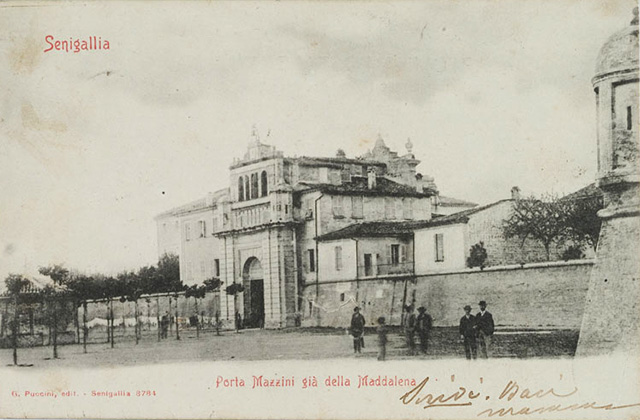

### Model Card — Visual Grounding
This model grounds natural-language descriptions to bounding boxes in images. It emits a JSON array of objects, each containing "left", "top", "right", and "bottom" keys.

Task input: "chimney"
[
  {"left": 511, "top": 186, "right": 521, "bottom": 200},
  {"left": 367, "top": 168, "right": 377, "bottom": 189}
]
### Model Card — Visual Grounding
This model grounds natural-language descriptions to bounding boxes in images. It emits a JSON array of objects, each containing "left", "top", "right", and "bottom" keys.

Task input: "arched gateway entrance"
[{"left": 242, "top": 257, "right": 264, "bottom": 328}]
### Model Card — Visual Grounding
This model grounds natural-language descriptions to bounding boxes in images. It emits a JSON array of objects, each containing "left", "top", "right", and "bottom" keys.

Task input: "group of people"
[
  {"left": 349, "top": 300, "right": 495, "bottom": 361},
  {"left": 459, "top": 300, "right": 495, "bottom": 359},
  {"left": 403, "top": 305, "right": 433, "bottom": 355},
  {"left": 349, "top": 304, "right": 433, "bottom": 361},
  {"left": 349, "top": 307, "right": 389, "bottom": 360}
]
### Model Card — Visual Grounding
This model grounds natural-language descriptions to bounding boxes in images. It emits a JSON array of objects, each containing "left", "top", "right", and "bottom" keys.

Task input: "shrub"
[
  {"left": 467, "top": 242, "right": 488, "bottom": 269},
  {"left": 561, "top": 245, "right": 585, "bottom": 261}
]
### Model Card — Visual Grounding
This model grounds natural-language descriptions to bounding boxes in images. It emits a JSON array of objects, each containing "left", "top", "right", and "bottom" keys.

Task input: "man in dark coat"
[
  {"left": 475, "top": 300, "right": 495, "bottom": 359},
  {"left": 459, "top": 305, "right": 477, "bottom": 360},
  {"left": 416, "top": 306, "right": 433, "bottom": 354},
  {"left": 350, "top": 307, "right": 366, "bottom": 353}
]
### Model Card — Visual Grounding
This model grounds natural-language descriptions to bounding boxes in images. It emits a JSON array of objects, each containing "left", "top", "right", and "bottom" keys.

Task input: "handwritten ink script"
[{"left": 399, "top": 377, "right": 640, "bottom": 416}]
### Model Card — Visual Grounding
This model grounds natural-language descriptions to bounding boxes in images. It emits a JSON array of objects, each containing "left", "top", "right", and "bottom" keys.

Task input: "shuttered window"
[{"left": 435, "top": 234, "right": 444, "bottom": 262}]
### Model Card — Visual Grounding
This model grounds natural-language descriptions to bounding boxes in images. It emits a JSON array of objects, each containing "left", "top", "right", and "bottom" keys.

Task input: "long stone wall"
[{"left": 301, "top": 260, "right": 593, "bottom": 330}]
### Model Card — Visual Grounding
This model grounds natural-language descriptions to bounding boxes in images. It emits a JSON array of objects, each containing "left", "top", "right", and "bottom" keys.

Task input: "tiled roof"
[
  {"left": 316, "top": 220, "right": 434, "bottom": 241},
  {"left": 417, "top": 199, "right": 513, "bottom": 228},
  {"left": 297, "top": 176, "right": 435, "bottom": 197},
  {"left": 317, "top": 199, "right": 512, "bottom": 240},
  {"left": 560, "top": 183, "right": 602, "bottom": 201},
  {"left": 155, "top": 188, "right": 228, "bottom": 219},
  {"left": 437, "top": 195, "right": 478, "bottom": 207},
  {"left": 297, "top": 156, "right": 385, "bottom": 168}
]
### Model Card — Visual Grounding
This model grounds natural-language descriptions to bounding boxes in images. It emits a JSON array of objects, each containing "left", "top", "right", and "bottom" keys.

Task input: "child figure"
[{"left": 376, "top": 317, "right": 388, "bottom": 361}]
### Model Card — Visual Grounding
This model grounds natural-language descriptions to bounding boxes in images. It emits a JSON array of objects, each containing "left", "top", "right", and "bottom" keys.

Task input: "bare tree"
[{"left": 503, "top": 194, "right": 571, "bottom": 261}]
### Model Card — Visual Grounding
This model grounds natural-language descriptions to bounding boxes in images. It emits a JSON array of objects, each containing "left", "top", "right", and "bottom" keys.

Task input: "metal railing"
[{"left": 357, "top": 261, "right": 414, "bottom": 278}]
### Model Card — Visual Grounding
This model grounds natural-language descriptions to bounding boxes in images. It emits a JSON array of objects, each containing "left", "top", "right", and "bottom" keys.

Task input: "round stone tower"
[{"left": 576, "top": 8, "right": 640, "bottom": 356}]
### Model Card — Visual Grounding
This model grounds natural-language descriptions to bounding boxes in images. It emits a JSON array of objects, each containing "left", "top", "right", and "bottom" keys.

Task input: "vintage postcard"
[{"left": 1, "top": 0, "right": 639, "bottom": 419}]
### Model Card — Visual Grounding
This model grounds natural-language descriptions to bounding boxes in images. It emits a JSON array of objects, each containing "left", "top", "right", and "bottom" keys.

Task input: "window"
[
  {"left": 435, "top": 233, "right": 444, "bottom": 262},
  {"left": 339, "top": 293, "right": 345, "bottom": 302},
  {"left": 214, "top": 259, "right": 220, "bottom": 277},
  {"left": 244, "top": 176, "right": 250, "bottom": 201},
  {"left": 238, "top": 177, "right": 244, "bottom": 201},
  {"left": 627, "top": 106, "right": 633, "bottom": 130},
  {"left": 334, "top": 246, "right": 343, "bottom": 271},
  {"left": 351, "top": 196, "right": 363, "bottom": 219},
  {"left": 200, "top": 261, "right": 206, "bottom": 277},
  {"left": 384, "top": 198, "right": 395, "bottom": 219},
  {"left": 391, "top": 244, "right": 400, "bottom": 266},
  {"left": 304, "top": 199, "right": 314, "bottom": 219},
  {"left": 261, "top": 171, "right": 268, "bottom": 196},
  {"left": 308, "top": 249, "right": 315, "bottom": 272},
  {"left": 185, "top": 223, "right": 191, "bottom": 241},
  {"left": 250, "top": 173, "right": 258, "bottom": 199},
  {"left": 403, "top": 198, "right": 413, "bottom": 219},
  {"left": 332, "top": 196, "right": 344, "bottom": 217},
  {"left": 212, "top": 217, "right": 218, "bottom": 233},
  {"left": 198, "top": 220, "right": 206, "bottom": 238},
  {"left": 364, "top": 253, "right": 373, "bottom": 276}
]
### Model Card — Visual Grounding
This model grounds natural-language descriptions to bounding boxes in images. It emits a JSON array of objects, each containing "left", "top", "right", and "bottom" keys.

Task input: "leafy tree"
[
  {"left": 66, "top": 274, "right": 99, "bottom": 353},
  {"left": 156, "top": 253, "right": 182, "bottom": 293},
  {"left": 203, "top": 278, "right": 222, "bottom": 292},
  {"left": 225, "top": 283, "right": 245, "bottom": 296},
  {"left": 4, "top": 274, "right": 30, "bottom": 365},
  {"left": 38, "top": 265, "right": 70, "bottom": 286},
  {"left": 467, "top": 242, "right": 488, "bottom": 269},
  {"left": 503, "top": 194, "right": 571, "bottom": 261},
  {"left": 5, "top": 274, "right": 30, "bottom": 296},
  {"left": 563, "top": 195, "right": 603, "bottom": 251}
]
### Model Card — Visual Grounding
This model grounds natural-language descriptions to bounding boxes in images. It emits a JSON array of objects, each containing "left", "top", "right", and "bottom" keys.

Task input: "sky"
[{"left": 0, "top": 0, "right": 636, "bottom": 281}]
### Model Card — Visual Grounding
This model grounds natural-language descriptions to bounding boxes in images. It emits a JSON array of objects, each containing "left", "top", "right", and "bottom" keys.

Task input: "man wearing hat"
[
  {"left": 459, "top": 305, "right": 477, "bottom": 360},
  {"left": 475, "top": 300, "right": 495, "bottom": 359},
  {"left": 404, "top": 305, "right": 417, "bottom": 355},
  {"left": 350, "top": 307, "right": 366, "bottom": 354}
]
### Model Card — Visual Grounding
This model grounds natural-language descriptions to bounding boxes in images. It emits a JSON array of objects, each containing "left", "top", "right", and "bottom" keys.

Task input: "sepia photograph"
[{"left": 0, "top": 1, "right": 639, "bottom": 418}]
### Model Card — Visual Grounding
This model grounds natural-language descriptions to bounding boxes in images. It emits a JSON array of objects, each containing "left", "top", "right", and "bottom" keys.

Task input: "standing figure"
[
  {"left": 350, "top": 307, "right": 366, "bottom": 353},
  {"left": 376, "top": 316, "right": 388, "bottom": 361},
  {"left": 475, "top": 300, "right": 495, "bottom": 359},
  {"left": 459, "top": 305, "right": 477, "bottom": 360},
  {"left": 416, "top": 306, "right": 433, "bottom": 354},
  {"left": 235, "top": 310, "right": 242, "bottom": 333},
  {"left": 160, "top": 312, "right": 169, "bottom": 339},
  {"left": 404, "top": 305, "right": 417, "bottom": 355}
]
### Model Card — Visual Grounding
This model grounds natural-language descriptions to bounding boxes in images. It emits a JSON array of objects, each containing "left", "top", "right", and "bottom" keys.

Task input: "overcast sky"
[{"left": 0, "top": 0, "right": 635, "bottom": 281}]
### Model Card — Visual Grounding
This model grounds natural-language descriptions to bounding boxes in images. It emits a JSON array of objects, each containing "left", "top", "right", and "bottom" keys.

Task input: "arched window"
[
  {"left": 244, "top": 176, "right": 250, "bottom": 201},
  {"left": 261, "top": 171, "right": 268, "bottom": 196},
  {"left": 238, "top": 177, "right": 244, "bottom": 201},
  {"left": 251, "top": 173, "right": 258, "bottom": 199}
]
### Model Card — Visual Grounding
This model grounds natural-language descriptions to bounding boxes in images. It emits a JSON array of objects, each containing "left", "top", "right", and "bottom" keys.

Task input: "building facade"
[{"left": 156, "top": 133, "right": 437, "bottom": 328}]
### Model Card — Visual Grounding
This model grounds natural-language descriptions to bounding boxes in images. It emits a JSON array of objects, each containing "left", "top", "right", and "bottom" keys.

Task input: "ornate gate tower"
[{"left": 576, "top": 8, "right": 640, "bottom": 356}]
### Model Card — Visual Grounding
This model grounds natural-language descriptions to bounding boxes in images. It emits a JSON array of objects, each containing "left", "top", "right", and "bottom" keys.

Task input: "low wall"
[{"left": 302, "top": 260, "right": 593, "bottom": 330}]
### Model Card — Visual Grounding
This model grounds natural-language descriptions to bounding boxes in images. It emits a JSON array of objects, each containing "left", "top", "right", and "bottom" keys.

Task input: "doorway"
[{"left": 243, "top": 257, "right": 265, "bottom": 328}]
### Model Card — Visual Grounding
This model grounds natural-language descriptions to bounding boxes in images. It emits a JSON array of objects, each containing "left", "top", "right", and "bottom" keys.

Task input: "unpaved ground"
[{"left": 1, "top": 327, "right": 578, "bottom": 369}]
